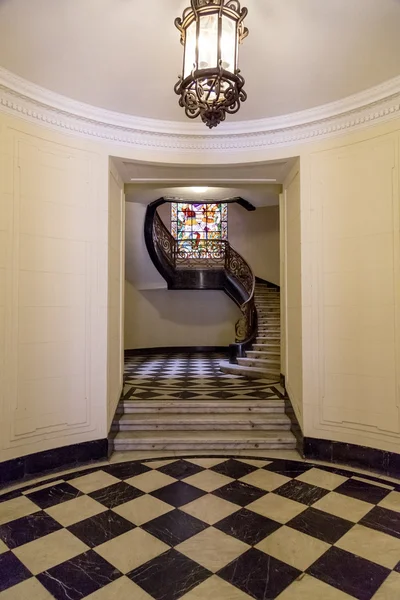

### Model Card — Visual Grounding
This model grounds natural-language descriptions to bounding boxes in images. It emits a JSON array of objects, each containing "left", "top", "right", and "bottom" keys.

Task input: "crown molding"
[{"left": 1, "top": 67, "right": 400, "bottom": 153}]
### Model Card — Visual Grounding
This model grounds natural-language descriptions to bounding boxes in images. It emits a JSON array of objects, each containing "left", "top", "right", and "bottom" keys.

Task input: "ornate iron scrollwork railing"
[
  {"left": 176, "top": 239, "right": 227, "bottom": 268},
  {"left": 224, "top": 245, "right": 256, "bottom": 344},
  {"left": 153, "top": 212, "right": 176, "bottom": 267}
]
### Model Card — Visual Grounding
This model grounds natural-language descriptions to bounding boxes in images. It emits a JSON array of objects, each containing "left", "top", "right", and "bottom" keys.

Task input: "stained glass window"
[{"left": 171, "top": 202, "right": 228, "bottom": 259}]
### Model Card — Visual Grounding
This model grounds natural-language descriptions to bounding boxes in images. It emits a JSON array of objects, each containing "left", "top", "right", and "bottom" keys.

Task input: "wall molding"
[{"left": 1, "top": 68, "right": 400, "bottom": 153}]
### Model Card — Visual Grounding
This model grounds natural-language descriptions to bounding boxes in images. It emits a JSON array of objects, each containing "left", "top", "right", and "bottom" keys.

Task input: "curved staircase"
[{"left": 110, "top": 198, "right": 296, "bottom": 452}]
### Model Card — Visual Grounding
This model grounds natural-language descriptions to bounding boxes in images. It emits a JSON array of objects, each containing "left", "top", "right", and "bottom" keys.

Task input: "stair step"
[
  {"left": 112, "top": 429, "right": 297, "bottom": 451},
  {"left": 237, "top": 358, "right": 280, "bottom": 375},
  {"left": 220, "top": 362, "right": 280, "bottom": 380},
  {"left": 113, "top": 413, "right": 291, "bottom": 431},
  {"left": 246, "top": 351, "right": 280, "bottom": 362},
  {"left": 119, "top": 399, "right": 285, "bottom": 414},
  {"left": 253, "top": 343, "right": 280, "bottom": 351}
]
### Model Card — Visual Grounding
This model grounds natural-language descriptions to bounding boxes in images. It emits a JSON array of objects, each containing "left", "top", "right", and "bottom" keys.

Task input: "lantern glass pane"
[
  {"left": 221, "top": 15, "right": 236, "bottom": 72},
  {"left": 184, "top": 21, "right": 197, "bottom": 78},
  {"left": 198, "top": 13, "right": 218, "bottom": 70}
]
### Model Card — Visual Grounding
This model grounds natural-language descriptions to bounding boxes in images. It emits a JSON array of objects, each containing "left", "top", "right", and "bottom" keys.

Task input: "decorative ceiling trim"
[{"left": 0, "top": 67, "right": 400, "bottom": 153}]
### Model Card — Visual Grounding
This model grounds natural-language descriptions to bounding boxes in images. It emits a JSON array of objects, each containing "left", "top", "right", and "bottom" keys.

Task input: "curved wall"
[{"left": 1, "top": 96, "right": 400, "bottom": 472}]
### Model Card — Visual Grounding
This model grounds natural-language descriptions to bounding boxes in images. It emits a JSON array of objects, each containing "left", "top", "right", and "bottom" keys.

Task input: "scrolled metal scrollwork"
[
  {"left": 153, "top": 212, "right": 176, "bottom": 266},
  {"left": 176, "top": 239, "right": 227, "bottom": 268}
]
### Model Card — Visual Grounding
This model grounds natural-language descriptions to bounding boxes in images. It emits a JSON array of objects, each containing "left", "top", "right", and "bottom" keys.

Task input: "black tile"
[
  {"left": 307, "top": 546, "right": 390, "bottom": 600},
  {"left": 212, "top": 480, "right": 267, "bottom": 507},
  {"left": 287, "top": 507, "right": 353, "bottom": 544},
  {"left": 157, "top": 460, "right": 205, "bottom": 480},
  {"left": 0, "top": 511, "right": 62, "bottom": 549},
  {"left": 218, "top": 548, "right": 301, "bottom": 599},
  {"left": 0, "top": 551, "right": 32, "bottom": 592},
  {"left": 395, "top": 560, "right": 400, "bottom": 573},
  {"left": 359, "top": 505, "right": 400, "bottom": 539},
  {"left": 264, "top": 460, "right": 313, "bottom": 478},
  {"left": 335, "top": 479, "right": 390, "bottom": 505},
  {"left": 102, "top": 461, "right": 151, "bottom": 480},
  {"left": 26, "top": 482, "right": 83, "bottom": 509},
  {"left": 68, "top": 510, "right": 134, "bottom": 547},
  {"left": 89, "top": 481, "right": 144, "bottom": 508},
  {"left": 211, "top": 458, "right": 258, "bottom": 479},
  {"left": 128, "top": 548, "right": 211, "bottom": 600},
  {"left": 274, "top": 479, "right": 329, "bottom": 506},
  {"left": 151, "top": 481, "right": 206, "bottom": 508},
  {"left": 37, "top": 550, "right": 122, "bottom": 600},
  {"left": 215, "top": 508, "right": 281, "bottom": 545},
  {"left": 142, "top": 509, "right": 208, "bottom": 546}
]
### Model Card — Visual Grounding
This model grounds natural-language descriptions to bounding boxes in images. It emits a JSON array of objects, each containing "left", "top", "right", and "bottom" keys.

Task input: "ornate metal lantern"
[{"left": 174, "top": 0, "right": 249, "bottom": 129}]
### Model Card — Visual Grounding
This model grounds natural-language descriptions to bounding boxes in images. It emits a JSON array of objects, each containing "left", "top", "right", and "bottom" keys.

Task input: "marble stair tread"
[
  {"left": 220, "top": 362, "right": 280, "bottom": 379},
  {"left": 245, "top": 352, "right": 280, "bottom": 364},
  {"left": 113, "top": 429, "right": 297, "bottom": 450},
  {"left": 246, "top": 349, "right": 280, "bottom": 357},
  {"left": 113, "top": 413, "right": 291, "bottom": 431},
  {"left": 237, "top": 358, "right": 280, "bottom": 374},
  {"left": 119, "top": 399, "right": 285, "bottom": 413}
]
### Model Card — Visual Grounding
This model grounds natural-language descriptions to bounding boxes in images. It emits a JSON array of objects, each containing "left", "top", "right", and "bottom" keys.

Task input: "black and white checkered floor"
[
  {"left": 1, "top": 456, "right": 400, "bottom": 599},
  {"left": 122, "top": 353, "right": 282, "bottom": 401}
]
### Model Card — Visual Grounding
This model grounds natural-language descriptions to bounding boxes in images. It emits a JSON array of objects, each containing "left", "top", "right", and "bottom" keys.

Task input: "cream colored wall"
[
  {"left": 124, "top": 201, "right": 241, "bottom": 349},
  {"left": 107, "top": 162, "right": 125, "bottom": 429},
  {"left": 228, "top": 204, "right": 280, "bottom": 285},
  {"left": 299, "top": 124, "right": 400, "bottom": 454},
  {"left": 0, "top": 113, "right": 110, "bottom": 463},
  {"left": 281, "top": 163, "right": 303, "bottom": 428}
]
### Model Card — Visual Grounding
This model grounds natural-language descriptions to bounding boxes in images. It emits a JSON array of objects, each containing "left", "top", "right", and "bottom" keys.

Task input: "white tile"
[
  {"left": 45, "top": 495, "right": 106, "bottom": 527},
  {"left": 239, "top": 470, "right": 290, "bottom": 492},
  {"left": 296, "top": 468, "right": 348, "bottom": 491},
  {"left": 180, "top": 575, "right": 253, "bottom": 599},
  {"left": 313, "top": 491, "right": 373, "bottom": 522},
  {"left": 378, "top": 491, "right": 400, "bottom": 513},
  {"left": 247, "top": 493, "right": 306, "bottom": 524},
  {"left": 184, "top": 470, "right": 234, "bottom": 492},
  {"left": 85, "top": 577, "right": 154, "bottom": 600},
  {"left": 181, "top": 494, "right": 239, "bottom": 525},
  {"left": 0, "top": 496, "right": 38, "bottom": 526},
  {"left": 13, "top": 529, "right": 88, "bottom": 575},
  {"left": 371, "top": 571, "right": 400, "bottom": 599},
  {"left": 113, "top": 494, "right": 173, "bottom": 525},
  {"left": 336, "top": 524, "right": 400, "bottom": 569},
  {"left": 125, "top": 471, "right": 176, "bottom": 493},
  {"left": 237, "top": 459, "right": 272, "bottom": 468},
  {"left": 0, "top": 540, "right": 8, "bottom": 554},
  {"left": 69, "top": 471, "right": 120, "bottom": 494},
  {"left": 185, "top": 458, "right": 227, "bottom": 468},
  {"left": 95, "top": 528, "right": 169, "bottom": 574},
  {"left": 0, "top": 577, "right": 54, "bottom": 600},
  {"left": 177, "top": 527, "right": 249, "bottom": 573},
  {"left": 276, "top": 574, "right": 354, "bottom": 599}
]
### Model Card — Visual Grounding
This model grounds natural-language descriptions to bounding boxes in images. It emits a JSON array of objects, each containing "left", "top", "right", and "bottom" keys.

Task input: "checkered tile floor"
[
  {"left": 1, "top": 457, "right": 400, "bottom": 599},
  {"left": 122, "top": 354, "right": 282, "bottom": 402}
]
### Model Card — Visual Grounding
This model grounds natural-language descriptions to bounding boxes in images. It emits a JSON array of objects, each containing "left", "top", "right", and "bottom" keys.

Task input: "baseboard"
[
  {"left": 304, "top": 437, "right": 400, "bottom": 479},
  {"left": 255, "top": 276, "right": 280, "bottom": 290},
  {"left": 125, "top": 346, "right": 229, "bottom": 356},
  {"left": 280, "top": 379, "right": 304, "bottom": 455},
  {"left": 0, "top": 439, "right": 108, "bottom": 489}
]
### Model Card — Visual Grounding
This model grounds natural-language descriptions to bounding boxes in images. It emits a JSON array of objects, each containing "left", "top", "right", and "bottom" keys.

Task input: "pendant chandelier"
[{"left": 174, "top": 0, "right": 249, "bottom": 129}]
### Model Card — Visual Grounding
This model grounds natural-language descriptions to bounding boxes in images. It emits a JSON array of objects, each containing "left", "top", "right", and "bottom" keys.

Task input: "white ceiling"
[{"left": 1, "top": 0, "right": 400, "bottom": 123}]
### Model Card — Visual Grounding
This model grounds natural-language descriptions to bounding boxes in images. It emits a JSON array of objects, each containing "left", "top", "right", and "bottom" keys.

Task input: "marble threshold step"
[
  {"left": 118, "top": 399, "right": 285, "bottom": 414},
  {"left": 245, "top": 352, "right": 280, "bottom": 364},
  {"left": 113, "top": 413, "right": 291, "bottom": 431},
  {"left": 253, "top": 343, "right": 280, "bottom": 351},
  {"left": 112, "top": 430, "right": 297, "bottom": 451},
  {"left": 237, "top": 358, "right": 280, "bottom": 375},
  {"left": 220, "top": 362, "right": 281, "bottom": 380}
]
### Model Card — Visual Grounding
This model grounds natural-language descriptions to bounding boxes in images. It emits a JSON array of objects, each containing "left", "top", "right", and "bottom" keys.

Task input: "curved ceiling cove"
[{"left": 1, "top": 0, "right": 400, "bottom": 123}]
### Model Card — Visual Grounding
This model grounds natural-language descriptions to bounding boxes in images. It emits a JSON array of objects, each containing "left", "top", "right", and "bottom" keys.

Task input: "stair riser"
[
  {"left": 113, "top": 423, "right": 291, "bottom": 432},
  {"left": 220, "top": 366, "right": 279, "bottom": 380},
  {"left": 113, "top": 441, "right": 297, "bottom": 451},
  {"left": 253, "top": 344, "right": 280, "bottom": 350},
  {"left": 118, "top": 405, "right": 285, "bottom": 414},
  {"left": 244, "top": 358, "right": 280, "bottom": 366},
  {"left": 246, "top": 352, "right": 280, "bottom": 359}
]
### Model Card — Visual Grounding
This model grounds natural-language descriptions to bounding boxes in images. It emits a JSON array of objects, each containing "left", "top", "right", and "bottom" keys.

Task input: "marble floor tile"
[
  {"left": 68, "top": 471, "right": 120, "bottom": 494},
  {"left": 274, "top": 479, "right": 330, "bottom": 506},
  {"left": 112, "top": 494, "right": 173, "bottom": 525},
  {"left": 335, "top": 524, "right": 400, "bottom": 569},
  {"left": 307, "top": 546, "right": 390, "bottom": 600},
  {"left": 184, "top": 470, "right": 234, "bottom": 492},
  {"left": 263, "top": 460, "right": 312, "bottom": 478},
  {"left": 179, "top": 575, "right": 253, "bottom": 599},
  {"left": 378, "top": 490, "right": 400, "bottom": 513},
  {"left": 237, "top": 458, "right": 271, "bottom": 468},
  {"left": 37, "top": 550, "right": 121, "bottom": 600},
  {"left": 0, "top": 552, "right": 31, "bottom": 593},
  {"left": 157, "top": 460, "right": 205, "bottom": 480},
  {"left": 247, "top": 492, "right": 306, "bottom": 523},
  {"left": 0, "top": 511, "right": 62, "bottom": 549},
  {"left": 102, "top": 461, "right": 152, "bottom": 480},
  {"left": 145, "top": 459, "right": 177, "bottom": 469},
  {"left": 371, "top": 571, "right": 400, "bottom": 599},
  {"left": 313, "top": 491, "right": 374, "bottom": 522},
  {"left": 211, "top": 458, "right": 258, "bottom": 480},
  {"left": 239, "top": 469, "right": 291, "bottom": 492},
  {"left": 13, "top": 528, "right": 88, "bottom": 575},
  {"left": 151, "top": 481, "right": 206, "bottom": 508},
  {"left": 26, "top": 482, "right": 82, "bottom": 509},
  {"left": 287, "top": 507, "right": 354, "bottom": 544},
  {"left": 0, "top": 540, "right": 7, "bottom": 554},
  {"left": 88, "top": 481, "right": 144, "bottom": 508},
  {"left": 176, "top": 526, "right": 249, "bottom": 572},
  {"left": 359, "top": 505, "right": 400, "bottom": 539},
  {"left": 214, "top": 507, "right": 281, "bottom": 545},
  {"left": 0, "top": 496, "right": 38, "bottom": 526},
  {"left": 125, "top": 470, "right": 176, "bottom": 493},
  {"left": 0, "top": 576, "right": 53, "bottom": 600},
  {"left": 45, "top": 495, "right": 107, "bottom": 527},
  {"left": 95, "top": 528, "right": 169, "bottom": 574},
  {"left": 212, "top": 480, "right": 267, "bottom": 507},
  {"left": 276, "top": 573, "right": 355, "bottom": 599},
  {"left": 67, "top": 510, "right": 134, "bottom": 547},
  {"left": 218, "top": 548, "right": 300, "bottom": 599},
  {"left": 296, "top": 467, "right": 348, "bottom": 491},
  {"left": 181, "top": 493, "right": 239, "bottom": 525},
  {"left": 85, "top": 576, "right": 154, "bottom": 600},
  {"left": 21, "top": 480, "right": 65, "bottom": 496},
  {"left": 335, "top": 479, "right": 391, "bottom": 505},
  {"left": 142, "top": 509, "right": 209, "bottom": 546},
  {"left": 256, "top": 525, "right": 330, "bottom": 571}
]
